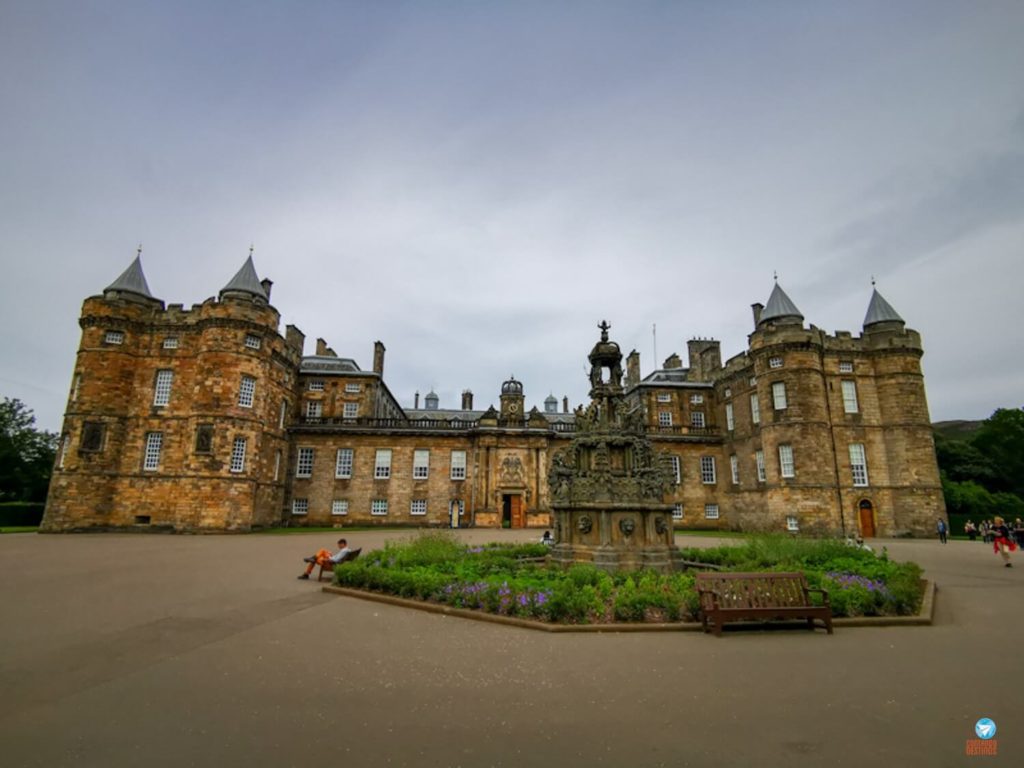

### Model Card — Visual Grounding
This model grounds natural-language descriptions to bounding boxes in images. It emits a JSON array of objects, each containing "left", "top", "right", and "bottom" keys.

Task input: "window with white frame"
[
  {"left": 296, "top": 447, "right": 314, "bottom": 477},
  {"left": 705, "top": 504, "right": 719, "bottom": 520},
  {"left": 839, "top": 361, "right": 854, "bottom": 373},
  {"left": 849, "top": 443, "right": 869, "bottom": 487},
  {"left": 672, "top": 503, "right": 683, "bottom": 520},
  {"left": 292, "top": 498, "right": 308, "bottom": 515},
  {"left": 162, "top": 337, "right": 179, "bottom": 349},
  {"left": 410, "top": 499, "right": 427, "bottom": 516},
  {"left": 305, "top": 401, "right": 322, "bottom": 419},
  {"left": 332, "top": 500, "right": 349, "bottom": 516},
  {"left": 450, "top": 450, "right": 467, "bottom": 480},
  {"left": 670, "top": 455, "right": 681, "bottom": 485},
  {"left": 750, "top": 393, "right": 761, "bottom": 425},
  {"left": 343, "top": 402, "right": 358, "bottom": 419},
  {"left": 841, "top": 380, "right": 859, "bottom": 414},
  {"left": 778, "top": 444, "right": 795, "bottom": 478},
  {"left": 244, "top": 334, "right": 261, "bottom": 350},
  {"left": 374, "top": 449, "right": 392, "bottom": 479},
  {"left": 335, "top": 448, "right": 353, "bottom": 479},
  {"left": 279, "top": 399, "right": 287, "bottom": 429},
  {"left": 308, "top": 380, "right": 325, "bottom": 392},
  {"left": 104, "top": 330, "right": 124, "bottom": 345},
  {"left": 725, "top": 403, "right": 734, "bottom": 431},
  {"left": 238, "top": 376, "right": 256, "bottom": 408},
  {"left": 756, "top": 450, "right": 766, "bottom": 482},
  {"left": 371, "top": 499, "right": 388, "bottom": 516},
  {"left": 656, "top": 393, "right": 672, "bottom": 403},
  {"left": 786, "top": 515, "right": 799, "bottom": 532},
  {"left": 274, "top": 450, "right": 281, "bottom": 481},
  {"left": 769, "top": 356, "right": 783, "bottom": 369},
  {"left": 690, "top": 411, "right": 705, "bottom": 428},
  {"left": 730, "top": 454, "right": 739, "bottom": 484},
  {"left": 700, "top": 456, "right": 716, "bottom": 484},
  {"left": 771, "top": 381, "right": 788, "bottom": 410},
  {"left": 345, "top": 382, "right": 361, "bottom": 393},
  {"left": 143, "top": 432, "right": 163, "bottom": 470},
  {"left": 153, "top": 370, "right": 173, "bottom": 406},
  {"left": 230, "top": 437, "right": 247, "bottom": 473},
  {"left": 413, "top": 449, "right": 430, "bottom": 479},
  {"left": 690, "top": 394, "right": 704, "bottom": 405},
  {"left": 658, "top": 411, "right": 673, "bottom": 427}
]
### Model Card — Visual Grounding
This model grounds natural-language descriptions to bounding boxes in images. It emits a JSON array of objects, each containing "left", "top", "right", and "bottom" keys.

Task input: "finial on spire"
[
  {"left": 137, "top": 243, "right": 143, "bottom": 258},
  {"left": 773, "top": 270, "right": 778, "bottom": 282},
  {"left": 871, "top": 274, "right": 876, "bottom": 287},
  {"left": 249, "top": 243, "right": 254, "bottom": 258}
]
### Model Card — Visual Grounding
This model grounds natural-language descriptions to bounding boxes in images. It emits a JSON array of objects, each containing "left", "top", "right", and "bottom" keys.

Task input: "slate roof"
[
  {"left": 220, "top": 255, "right": 268, "bottom": 300},
  {"left": 759, "top": 282, "right": 804, "bottom": 324},
  {"left": 863, "top": 288, "right": 904, "bottom": 327},
  {"left": 105, "top": 256, "right": 155, "bottom": 299}
]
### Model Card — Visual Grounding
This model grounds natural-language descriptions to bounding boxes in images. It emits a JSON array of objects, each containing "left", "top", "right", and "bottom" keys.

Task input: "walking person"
[
  {"left": 936, "top": 518, "right": 948, "bottom": 544},
  {"left": 965, "top": 520, "right": 978, "bottom": 541},
  {"left": 991, "top": 517, "right": 1016, "bottom": 568}
]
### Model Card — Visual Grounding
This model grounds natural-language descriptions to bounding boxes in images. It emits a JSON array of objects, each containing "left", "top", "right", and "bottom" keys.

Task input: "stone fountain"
[{"left": 548, "top": 321, "right": 680, "bottom": 572}]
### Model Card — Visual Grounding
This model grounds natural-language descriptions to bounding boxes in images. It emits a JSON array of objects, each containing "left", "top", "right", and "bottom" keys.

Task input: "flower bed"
[{"left": 333, "top": 532, "right": 924, "bottom": 624}]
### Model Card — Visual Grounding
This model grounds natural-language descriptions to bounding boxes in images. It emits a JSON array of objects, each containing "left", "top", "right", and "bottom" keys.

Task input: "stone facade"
[{"left": 42, "top": 259, "right": 946, "bottom": 537}]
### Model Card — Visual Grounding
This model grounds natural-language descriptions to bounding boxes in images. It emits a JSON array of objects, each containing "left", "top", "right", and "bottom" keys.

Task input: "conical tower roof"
[
  {"left": 863, "top": 287, "right": 904, "bottom": 327},
  {"left": 105, "top": 254, "right": 155, "bottom": 299},
  {"left": 759, "top": 282, "right": 803, "bottom": 325},
  {"left": 220, "top": 254, "right": 268, "bottom": 301}
]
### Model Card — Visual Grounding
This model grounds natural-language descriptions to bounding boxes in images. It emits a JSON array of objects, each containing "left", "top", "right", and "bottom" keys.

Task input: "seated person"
[
  {"left": 540, "top": 530, "right": 554, "bottom": 546},
  {"left": 298, "top": 538, "right": 351, "bottom": 579}
]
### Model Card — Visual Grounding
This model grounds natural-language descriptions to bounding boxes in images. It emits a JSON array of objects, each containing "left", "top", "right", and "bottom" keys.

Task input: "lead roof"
[{"left": 105, "top": 256, "right": 155, "bottom": 299}]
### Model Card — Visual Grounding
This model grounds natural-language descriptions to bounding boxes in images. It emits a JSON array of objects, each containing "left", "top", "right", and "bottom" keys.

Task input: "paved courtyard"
[{"left": 0, "top": 529, "right": 1019, "bottom": 767}]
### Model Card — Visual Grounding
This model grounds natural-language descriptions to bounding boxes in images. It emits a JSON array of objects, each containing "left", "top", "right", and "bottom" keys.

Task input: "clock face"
[{"left": 508, "top": 403, "right": 519, "bottom": 413}]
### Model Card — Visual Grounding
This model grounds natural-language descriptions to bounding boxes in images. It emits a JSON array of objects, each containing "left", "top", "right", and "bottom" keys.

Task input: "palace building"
[{"left": 42, "top": 254, "right": 946, "bottom": 537}]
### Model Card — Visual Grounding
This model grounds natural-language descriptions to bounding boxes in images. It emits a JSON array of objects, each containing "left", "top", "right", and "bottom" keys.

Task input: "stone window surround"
[
  {"left": 375, "top": 449, "right": 392, "bottom": 479},
  {"left": 336, "top": 448, "right": 353, "bottom": 479},
  {"left": 296, "top": 447, "right": 314, "bottom": 478},
  {"left": 413, "top": 449, "right": 430, "bottom": 479},
  {"left": 229, "top": 437, "right": 247, "bottom": 473},
  {"left": 450, "top": 450, "right": 467, "bottom": 480},
  {"left": 332, "top": 500, "right": 349, "bottom": 516},
  {"left": 778, "top": 444, "right": 795, "bottom": 478},
  {"left": 238, "top": 376, "right": 256, "bottom": 408},
  {"left": 143, "top": 431, "right": 163, "bottom": 471},
  {"left": 700, "top": 456, "right": 716, "bottom": 484},
  {"left": 371, "top": 499, "right": 389, "bottom": 516},
  {"left": 153, "top": 369, "right": 173, "bottom": 407},
  {"left": 410, "top": 499, "right": 427, "bottom": 516}
]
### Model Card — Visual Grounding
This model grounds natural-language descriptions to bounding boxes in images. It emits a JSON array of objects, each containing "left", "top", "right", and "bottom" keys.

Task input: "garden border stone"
[{"left": 321, "top": 579, "right": 935, "bottom": 633}]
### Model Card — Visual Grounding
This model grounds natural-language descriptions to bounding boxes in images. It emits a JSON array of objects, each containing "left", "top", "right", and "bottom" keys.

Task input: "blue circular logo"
[{"left": 975, "top": 718, "right": 996, "bottom": 740}]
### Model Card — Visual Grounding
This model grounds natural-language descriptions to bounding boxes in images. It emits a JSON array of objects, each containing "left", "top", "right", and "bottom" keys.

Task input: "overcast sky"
[{"left": 2, "top": 1, "right": 1022, "bottom": 433}]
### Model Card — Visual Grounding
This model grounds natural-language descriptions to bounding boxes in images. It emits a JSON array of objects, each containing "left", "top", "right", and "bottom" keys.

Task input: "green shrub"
[{"left": 0, "top": 502, "right": 44, "bottom": 527}]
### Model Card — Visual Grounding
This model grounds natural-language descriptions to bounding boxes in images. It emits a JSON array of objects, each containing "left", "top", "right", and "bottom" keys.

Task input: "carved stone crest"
[
  {"left": 577, "top": 515, "right": 593, "bottom": 534},
  {"left": 500, "top": 454, "right": 525, "bottom": 485}
]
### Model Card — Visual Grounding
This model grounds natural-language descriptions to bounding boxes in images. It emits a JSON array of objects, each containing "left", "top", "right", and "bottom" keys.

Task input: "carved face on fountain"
[
  {"left": 619, "top": 517, "right": 636, "bottom": 536},
  {"left": 577, "top": 515, "right": 593, "bottom": 534}
]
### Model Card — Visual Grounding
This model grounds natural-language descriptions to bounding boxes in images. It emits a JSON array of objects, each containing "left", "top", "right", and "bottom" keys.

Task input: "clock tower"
[{"left": 499, "top": 375, "right": 525, "bottom": 419}]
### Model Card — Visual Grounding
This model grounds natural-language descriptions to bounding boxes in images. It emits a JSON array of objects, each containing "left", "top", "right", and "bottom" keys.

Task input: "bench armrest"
[{"left": 805, "top": 587, "right": 830, "bottom": 606}]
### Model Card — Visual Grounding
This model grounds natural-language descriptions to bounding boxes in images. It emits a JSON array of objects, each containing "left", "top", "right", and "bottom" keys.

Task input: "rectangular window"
[
  {"left": 690, "top": 411, "right": 705, "bottom": 428},
  {"left": 779, "top": 444, "right": 795, "bottom": 478},
  {"left": 306, "top": 401, "right": 322, "bottom": 420},
  {"left": 705, "top": 504, "right": 719, "bottom": 520},
  {"left": 143, "top": 432, "right": 163, "bottom": 470},
  {"left": 841, "top": 380, "right": 859, "bottom": 414},
  {"left": 725, "top": 403, "right": 734, "bottom": 431},
  {"left": 80, "top": 422, "right": 105, "bottom": 452},
  {"left": 71, "top": 374, "right": 81, "bottom": 402},
  {"left": 162, "top": 337, "right": 179, "bottom": 350},
  {"left": 230, "top": 437, "right": 247, "bottom": 473},
  {"left": 194, "top": 424, "right": 213, "bottom": 454},
  {"left": 413, "top": 449, "right": 430, "bottom": 479},
  {"left": 292, "top": 499, "right": 308, "bottom": 516},
  {"left": 849, "top": 443, "right": 869, "bottom": 487},
  {"left": 656, "top": 393, "right": 672, "bottom": 403},
  {"left": 771, "top": 381, "right": 787, "bottom": 410},
  {"left": 345, "top": 383, "right": 361, "bottom": 393},
  {"left": 59, "top": 434, "right": 70, "bottom": 469},
  {"left": 104, "top": 330, "right": 124, "bottom": 345},
  {"left": 670, "top": 455, "right": 681, "bottom": 485},
  {"left": 756, "top": 450, "right": 766, "bottom": 482},
  {"left": 769, "top": 356, "right": 783, "bottom": 369},
  {"left": 238, "top": 376, "right": 256, "bottom": 408},
  {"left": 658, "top": 411, "right": 673, "bottom": 427},
  {"left": 690, "top": 394, "right": 704, "bottom": 405},
  {"left": 296, "top": 447, "right": 314, "bottom": 478},
  {"left": 730, "top": 454, "right": 739, "bottom": 485},
  {"left": 839, "top": 361, "right": 854, "bottom": 373},
  {"left": 700, "top": 456, "right": 716, "bottom": 484},
  {"left": 153, "top": 369, "right": 173, "bottom": 406},
  {"left": 786, "top": 515, "right": 799, "bottom": 532},
  {"left": 335, "top": 448, "right": 353, "bottom": 479},
  {"left": 343, "top": 402, "right": 359, "bottom": 419},
  {"left": 450, "top": 450, "right": 467, "bottom": 480},
  {"left": 375, "top": 449, "right": 392, "bottom": 479},
  {"left": 672, "top": 503, "right": 683, "bottom": 520},
  {"left": 279, "top": 399, "right": 287, "bottom": 429},
  {"left": 750, "top": 393, "right": 761, "bottom": 425},
  {"left": 371, "top": 499, "right": 388, "bottom": 516},
  {"left": 308, "top": 380, "right": 325, "bottom": 391},
  {"left": 244, "top": 334, "right": 261, "bottom": 350},
  {"left": 332, "top": 500, "right": 349, "bottom": 516},
  {"left": 410, "top": 499, "right": 427, "bottom": 516},
  {"left": 274, "top": 450, "right": 281, "bottom": 481}
]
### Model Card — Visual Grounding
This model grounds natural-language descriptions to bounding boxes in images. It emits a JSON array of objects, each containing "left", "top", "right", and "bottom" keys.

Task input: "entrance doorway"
[
  {"left": 502, "top": 494, "right": 525, "bottom": 528},
  {"left": 858, "top": 500, "right": 875, "bottom": 538},
  {"left": 449, "top": 500, "right": 463, "bottom": 529}
]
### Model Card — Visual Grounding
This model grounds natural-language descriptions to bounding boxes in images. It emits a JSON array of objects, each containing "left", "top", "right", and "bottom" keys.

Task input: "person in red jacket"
[{"left": 992, "top": 517, "right": 1016, "bottom": 568}]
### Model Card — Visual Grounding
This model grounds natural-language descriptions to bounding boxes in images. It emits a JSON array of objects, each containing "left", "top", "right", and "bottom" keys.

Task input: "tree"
[
  {"left": 0, "top": 397, "right": 58, "bottom": 502},
  {"left": 972, "top": 408, "right": 1024, "bottom": 498}
]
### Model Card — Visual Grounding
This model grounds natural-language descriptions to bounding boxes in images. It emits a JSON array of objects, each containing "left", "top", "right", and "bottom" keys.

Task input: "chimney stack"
[
  {"left": 626, "top": 350, "right": 640, "bottom": 388},
  {"left": 414, "top": 391, "right": 420, "bottom": 409},
  {"left": 373, "top": 341, "right": 385, "bottom": 375},
  {"left": 563, "top": 396, "right": 569, "bottom": 413},
  {"left": 316, "top": 338, "right": 328, "bottom": 356},
  {"left": 461, "top": 390, "right": 474, "bottom": 410}
]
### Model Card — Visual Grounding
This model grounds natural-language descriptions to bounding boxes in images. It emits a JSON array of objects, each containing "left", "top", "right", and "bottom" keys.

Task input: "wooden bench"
[
  {"left": 317, "top": 548, "right": 361, "bottom": 582},
  {"left": 695, "top": 571, "right": 833, "bottom": 636}
]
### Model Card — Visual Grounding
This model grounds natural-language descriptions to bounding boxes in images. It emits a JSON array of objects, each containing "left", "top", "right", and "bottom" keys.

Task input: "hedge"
[{"left": 0, "top": 502, "right": 45, "bottom": 527}]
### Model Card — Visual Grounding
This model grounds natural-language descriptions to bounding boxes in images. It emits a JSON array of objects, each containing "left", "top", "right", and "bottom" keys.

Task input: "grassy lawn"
[{"left": 0, "top": 526, "right": 39, "bottom": 534}]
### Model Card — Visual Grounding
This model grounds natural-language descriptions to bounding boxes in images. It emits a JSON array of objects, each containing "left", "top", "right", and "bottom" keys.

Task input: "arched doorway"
[{"left": 858, "top": 499, "right": 875, "bottom": 538}]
